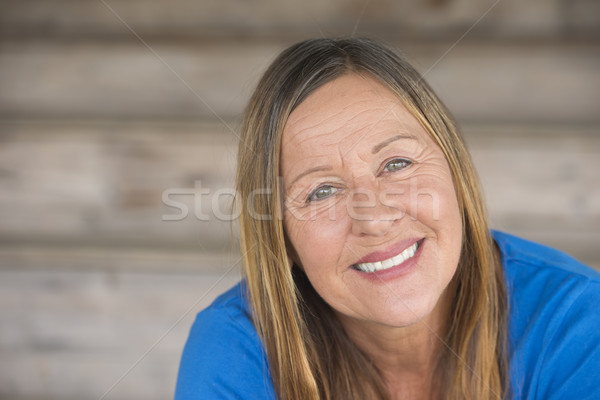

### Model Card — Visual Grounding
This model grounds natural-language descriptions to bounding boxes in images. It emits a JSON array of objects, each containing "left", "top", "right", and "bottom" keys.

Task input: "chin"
[{"left": 381, "top": 295, "right": 442, "bottom": 328}]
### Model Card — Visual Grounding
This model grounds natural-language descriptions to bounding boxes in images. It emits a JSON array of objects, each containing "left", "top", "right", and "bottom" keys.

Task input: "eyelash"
[
  {"left": 306, "top": 158, "right": 413, "bottom": 202},
  {"left": 381, "top": 157, "right": 413, "bottom": 174},
  {"left": 307, "top": 185, "right": 338, "bottom": 202}
]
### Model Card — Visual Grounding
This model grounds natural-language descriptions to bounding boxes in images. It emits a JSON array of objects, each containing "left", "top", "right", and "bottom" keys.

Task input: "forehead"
[{"left": 282, "top": 74, "right": 427, "bottom": 152}]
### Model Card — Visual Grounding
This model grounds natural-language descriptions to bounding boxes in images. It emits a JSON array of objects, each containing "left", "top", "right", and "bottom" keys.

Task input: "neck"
[
  {"left": 336, "top": 285, "right": 454, "bottom": 399},
  {"left": 339, "top": 308, "right": 444, "bottom": 375}
]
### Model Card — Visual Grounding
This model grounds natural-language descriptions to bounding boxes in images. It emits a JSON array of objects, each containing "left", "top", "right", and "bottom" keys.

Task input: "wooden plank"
[
  {"left": 1, "top": 0, "right": 596, "bottom": 40},
  {"left": 0, "top": 0, "right": 584, "bottom": 37},
  {"left": 0, "top": 120, "right": 240, "bottom": 251},
  {"left": 0, "top": 120, "right": 598, "bottom": 267},
  {"left": 465, "top": 124, "right": 600, "bottom": 267},
  {"left": 0, "top": 245, "right": 243, "bottom": 273},
  {"left": 419, "top": 43, "right": 600, "bottom": 124},
  {"left": 0, "top": 40, "right": 599, "bottom": 123},
  {"left": 466, "top": 124, "right": 600, "bottom": 218},
  {"left": 0, "top": 230, "right": 597, "bottom": 274},
  {"left": 0, "top": 265, "right": 242, "bottom": 400},
  {"left": 0, "top": 239, "right": 597, "bottom": 400},
  {"left": 0, "top": 41, "right": 275, "bottom": 121}
]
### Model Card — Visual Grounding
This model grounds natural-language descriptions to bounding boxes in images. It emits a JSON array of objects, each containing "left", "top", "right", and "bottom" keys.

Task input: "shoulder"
[
  {"left": 175, "top": 281, "right": 275, "bottom": 400},
  {"left": 493, "top": 231, "right": 600, "bottom": 399},
  {"left": 493, "top": 230, "right": 600, "bottom": 282},
  {"left": 494, "top": 230, "right": 600, "bottom": 330}
]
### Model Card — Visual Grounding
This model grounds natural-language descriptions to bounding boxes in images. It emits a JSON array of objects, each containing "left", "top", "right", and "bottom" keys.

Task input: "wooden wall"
[{"left": 0, "top": 1, "right": 599, "bottom": 399}]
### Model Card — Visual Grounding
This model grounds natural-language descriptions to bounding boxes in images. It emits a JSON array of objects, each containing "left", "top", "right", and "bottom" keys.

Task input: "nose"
[{"left": 349, "top": 187, "right": 401, "bottom": 237}]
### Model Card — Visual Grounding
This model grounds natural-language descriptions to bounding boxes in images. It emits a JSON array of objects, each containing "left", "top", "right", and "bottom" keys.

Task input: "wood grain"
[
  {"left": 2, "top": 0, "right": 597, "bottom": 40},
  {"left": 0, "top": 120, "right": 598, "bottom": 268},
  {"left": 1, "top": 41, "right": 598, "bottom": 123}
]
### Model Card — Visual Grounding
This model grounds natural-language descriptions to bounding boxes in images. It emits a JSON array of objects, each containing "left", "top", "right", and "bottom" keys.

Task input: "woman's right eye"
[{"left": 308, "top": 186, "right": 337, "bottom": 202}]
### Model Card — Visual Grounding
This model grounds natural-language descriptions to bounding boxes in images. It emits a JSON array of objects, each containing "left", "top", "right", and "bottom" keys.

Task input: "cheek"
[
  {"left": 403, "top": 174, "right": 463, "bottom": 263},
  {"left": 401, "top": 175, "right": 460, "bottom": 228},
  {"left": 284, "top": 210, "right": 349, "bottom": 269},
  {"left": 417, "top": 177, "right": 463, "bottom": 273}
]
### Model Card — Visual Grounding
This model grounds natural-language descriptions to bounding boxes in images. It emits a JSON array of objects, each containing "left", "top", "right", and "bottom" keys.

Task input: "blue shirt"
[{"left": 175, "top": 231, "right": 600, "bottom": 399}]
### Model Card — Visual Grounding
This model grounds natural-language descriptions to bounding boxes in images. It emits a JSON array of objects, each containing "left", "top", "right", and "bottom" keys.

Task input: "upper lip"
[{"left": 352, "top": 238, "right": 423, "bottom": 265}]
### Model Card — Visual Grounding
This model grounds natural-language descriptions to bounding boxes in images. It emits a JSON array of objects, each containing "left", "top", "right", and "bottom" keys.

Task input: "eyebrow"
[
  {"left": 371, "top": 134, "right": 416, "bottom": 154},
  {"left": 287, "top": 165, "right": 332, "bottom": 191},
  {"left": 286, "top": 135, "right": 415, "bottom": 191}
]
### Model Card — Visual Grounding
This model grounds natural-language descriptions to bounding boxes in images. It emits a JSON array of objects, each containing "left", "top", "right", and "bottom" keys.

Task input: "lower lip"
[{"left": 351, "top": 240, "right": 424, "bottom": 282}]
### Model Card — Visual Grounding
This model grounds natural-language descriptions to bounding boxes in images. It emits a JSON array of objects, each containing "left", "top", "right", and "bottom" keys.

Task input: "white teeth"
[{"left": 354, "top": 241, "right": 419, "bottom": 273}]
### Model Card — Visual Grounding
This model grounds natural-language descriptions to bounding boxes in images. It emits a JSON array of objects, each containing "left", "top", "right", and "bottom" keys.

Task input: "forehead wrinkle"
[
  {"left": 347, "top": 97, "right": 408, "bottom": 127},
  {"left": 388, "top": 105, "right": 428, "bottom": 135},
  {"left": 285, "top": 106, "right": 351, "bottom": 147},
  {"left": 321, "top": 108, "right": 393, "bottom": 157},
  {"left": 291, "top": 94, "right": 393, "bottom": 132}
]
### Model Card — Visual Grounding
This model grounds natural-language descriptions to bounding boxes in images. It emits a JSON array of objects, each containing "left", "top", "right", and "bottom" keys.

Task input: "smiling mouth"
[{"left": 351, "top": 239, "right": 424, "bottom": 273}]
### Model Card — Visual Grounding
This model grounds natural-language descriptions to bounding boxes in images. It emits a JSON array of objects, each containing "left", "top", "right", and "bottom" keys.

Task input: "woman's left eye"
[{"left": 383, "top": 158, "right": 412, "bottom": 172}]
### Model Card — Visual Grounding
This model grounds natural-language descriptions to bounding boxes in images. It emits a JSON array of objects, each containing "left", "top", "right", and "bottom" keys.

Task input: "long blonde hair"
[{"left": 236, "top": 37, "right": 508, "bottom": 399}]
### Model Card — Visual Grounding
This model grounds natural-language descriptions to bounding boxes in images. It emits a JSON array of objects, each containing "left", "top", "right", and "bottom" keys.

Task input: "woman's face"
[{"left": 281, "top": 74, "right": 463, "bottom": 329}]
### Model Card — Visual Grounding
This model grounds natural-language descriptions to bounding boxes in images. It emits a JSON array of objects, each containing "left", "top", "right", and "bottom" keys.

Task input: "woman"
[{"left": 176, "top": 38, "right": 600, "bottom": 399}]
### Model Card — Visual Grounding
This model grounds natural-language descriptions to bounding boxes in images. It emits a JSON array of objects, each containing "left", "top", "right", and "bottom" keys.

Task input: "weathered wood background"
[{"left": 0, "top": 1, "right": 599, "bottom": 399}]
